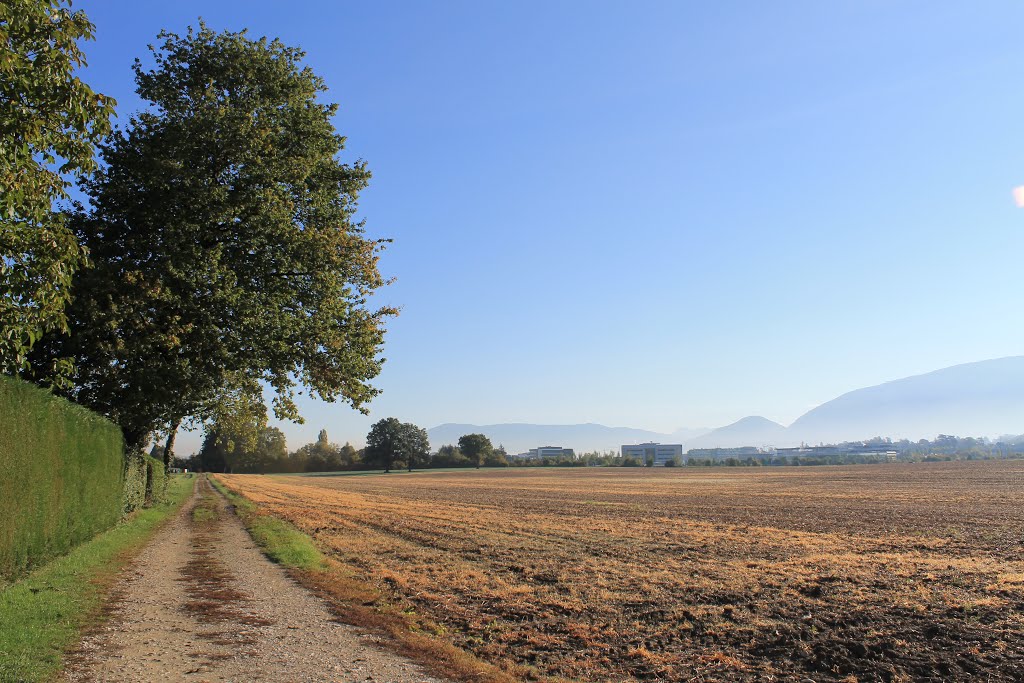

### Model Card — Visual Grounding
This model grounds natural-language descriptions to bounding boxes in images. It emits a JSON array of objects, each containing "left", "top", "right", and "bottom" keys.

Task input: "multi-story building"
[
  {"left": 621, "top": 442, "right": 683, "bottom": 466},
  {"left": 774, "top": 445, "right": 899, "bottom": 461},
  {"left": 525, "top": 446, "right": 575, "bottom": 460},
  {"left": 686, "top": 447, "right": 765, "bottom": 460}
]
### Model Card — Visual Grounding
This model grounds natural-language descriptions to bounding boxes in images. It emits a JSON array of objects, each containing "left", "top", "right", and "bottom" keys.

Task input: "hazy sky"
[{"left": 77, "top": 1, "right": 1024, "bottom": 453}]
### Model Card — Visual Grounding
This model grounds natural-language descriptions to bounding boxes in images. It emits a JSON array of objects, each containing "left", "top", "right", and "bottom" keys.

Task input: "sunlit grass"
[{"left": 210, "top": 476, "right": 324, "bottom": 571}]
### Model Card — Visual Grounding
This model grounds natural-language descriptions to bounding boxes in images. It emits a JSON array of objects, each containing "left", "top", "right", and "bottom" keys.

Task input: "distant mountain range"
[
  {"left": 788, "top": 356, "right": 1024, "bottom": 444},
  {"left": 683, "top": 415, "right": 788, "bottom": 450},
  {"left": 427, "top": 356, "right": 1024, "bottom": 453}
]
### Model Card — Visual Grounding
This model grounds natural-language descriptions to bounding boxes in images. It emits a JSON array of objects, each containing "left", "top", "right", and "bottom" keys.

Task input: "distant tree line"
[
  {"left": 897, "top": 434, "right": 1024, "bottom": 460},
  {"left": 178, "top": 422, "right": 513, "bottom": 474},
  {"left": 685, "top": 435, "right": 1024, "bottom": 468},
  {"left": 174, "top": 429, "right": 1024, "bottom": 474},
  {"left": 179, "top": 428, "right": 361, "bottom": 474}
]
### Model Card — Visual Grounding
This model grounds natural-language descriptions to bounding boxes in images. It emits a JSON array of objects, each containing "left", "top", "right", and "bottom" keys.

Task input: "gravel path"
[{"left": 63, "top": 477, "right": 447, "bottom": 683}]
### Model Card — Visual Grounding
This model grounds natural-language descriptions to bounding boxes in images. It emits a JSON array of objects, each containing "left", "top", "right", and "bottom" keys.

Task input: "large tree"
[
  {"left": 402, "top": 423, "right": 430, "bottom": 472},
  {"left": 458, "top": 433, "right": 494, "bottom": 469},
  {"left": 364, "top": 418, "right": 429, "bottom": 473},
  {"left": 0, "top": 0, "right": 115, "bottom": 378},
  {"left": 32, "top": 23, "right": 394, "bottom": 460}
]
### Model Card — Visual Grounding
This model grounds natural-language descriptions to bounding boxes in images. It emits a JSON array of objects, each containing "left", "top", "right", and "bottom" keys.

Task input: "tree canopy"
[
  {"left": 293, "top": 429, "right": 348, "bottom": 471},
  {"left": 197, "top": 425, "right": 287, "bottom": 474},
  {"left": 364, "top": 418, "right": 429, "bottom": 473},
  {"left": 0, "top": 0, "right": 114, "bottom": 378},
  {"left": 458, "top": 433, "right": 494, "bottom": 469},
  {"left": 31, "top": 23, "right": 394, "bottom": 456}
]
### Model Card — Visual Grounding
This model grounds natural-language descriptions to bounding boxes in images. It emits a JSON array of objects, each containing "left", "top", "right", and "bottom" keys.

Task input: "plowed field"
[{"left": 217, "top": 461, "right": 1024, "bottom": 682}]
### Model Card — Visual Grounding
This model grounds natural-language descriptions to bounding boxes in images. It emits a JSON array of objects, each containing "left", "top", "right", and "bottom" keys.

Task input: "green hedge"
[
  {"left": 0, "top": 376, "right": 125, "bottom": 581},
  {"left": 122, "top": 454, "right": 166, "bottom": 514}
]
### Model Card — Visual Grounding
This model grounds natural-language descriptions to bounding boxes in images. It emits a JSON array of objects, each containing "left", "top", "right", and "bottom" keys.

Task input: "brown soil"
[
  {"left": 218, "top": 461, "right": 1024, "bottom": 682},
  {"left": 62, "top": 476, "right": 446, "bottom": 683}
]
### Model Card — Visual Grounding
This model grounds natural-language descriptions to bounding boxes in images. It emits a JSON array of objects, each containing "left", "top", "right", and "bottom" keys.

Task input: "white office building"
[
  {"left": 621, "top": 442, "right": 683, "bottom": 466},
  {"left": 525, "top": 446, "right": 575, "bottom": 459}
]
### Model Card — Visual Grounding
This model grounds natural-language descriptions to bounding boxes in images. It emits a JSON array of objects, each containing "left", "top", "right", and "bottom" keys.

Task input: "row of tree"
[
  {"left": 2, "top": 2, "right": 393, "bottom": 468},
  {"left": 176, "top": 422, "right": 513, "bottom": 474},
  {"left": 178, "top": 429, "right": 358, "bottom": 474},
  {"left": 170, "top": 427, "right": 1024, "bottom": 474}
]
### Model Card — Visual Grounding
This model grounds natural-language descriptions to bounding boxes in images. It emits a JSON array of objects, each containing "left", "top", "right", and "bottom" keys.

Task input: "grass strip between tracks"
[
  {"left": 0, "top": 474, "right": 194, "bottom": 683},
  {"left": 210, "top": 475, "right": 533, "bottom": 683}
]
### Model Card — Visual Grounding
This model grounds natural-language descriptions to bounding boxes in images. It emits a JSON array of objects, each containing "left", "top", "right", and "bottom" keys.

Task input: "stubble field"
[{"left": 217, "top": 461, "right": 1024, "bottom": 682}]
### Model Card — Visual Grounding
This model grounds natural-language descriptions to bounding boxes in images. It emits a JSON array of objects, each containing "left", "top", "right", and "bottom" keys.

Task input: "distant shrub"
[{"left": 0, "top": 376, "right": 125, "bottom": 580}]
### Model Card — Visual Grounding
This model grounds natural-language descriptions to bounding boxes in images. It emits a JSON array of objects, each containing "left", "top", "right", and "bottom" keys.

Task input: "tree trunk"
[{"left": 163, "top": 419, "right": 181, "bottom": 471}]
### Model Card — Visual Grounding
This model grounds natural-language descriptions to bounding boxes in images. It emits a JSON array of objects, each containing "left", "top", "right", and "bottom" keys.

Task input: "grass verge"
[
  {"left": 209, "top": 478, "right": 324, "bottom": 571},
  {"left": 0, "top": 475, "right": 194, "bottom": 683},
  {"left": 210, "top": 475, "right": 529, "bottom": 683}
]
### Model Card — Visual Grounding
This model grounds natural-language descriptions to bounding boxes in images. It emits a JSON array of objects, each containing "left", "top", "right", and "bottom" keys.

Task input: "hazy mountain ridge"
[
  {"left": 429, "top": 357, "right": 1024, "bottom": 452},
  {"left": 684, "top": 416, "right": 789, "bottom": 449},
  {"left": 788, "top": 356, "right": 1024, "bottom": 444}
]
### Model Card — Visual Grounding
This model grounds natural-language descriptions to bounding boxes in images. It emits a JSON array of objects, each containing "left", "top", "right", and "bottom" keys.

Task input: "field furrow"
[{"left": 219, "top": 462, "right": 1024, "bottom": 682}]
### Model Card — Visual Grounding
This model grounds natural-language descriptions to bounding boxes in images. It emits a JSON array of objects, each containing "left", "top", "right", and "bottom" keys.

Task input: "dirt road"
[{"left": 63, "top": 477, "right": 446, "bottom": 683}]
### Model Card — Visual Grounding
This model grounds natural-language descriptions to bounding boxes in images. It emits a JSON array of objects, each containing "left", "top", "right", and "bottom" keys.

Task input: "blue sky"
[{"left": 77, "top": 1, "right": 1024, "bottom": 453}]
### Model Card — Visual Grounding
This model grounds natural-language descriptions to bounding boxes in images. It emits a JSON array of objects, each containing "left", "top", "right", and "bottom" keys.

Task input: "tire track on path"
[{"left": 63, "top": 476, "right": 447, "bottom": 683}]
